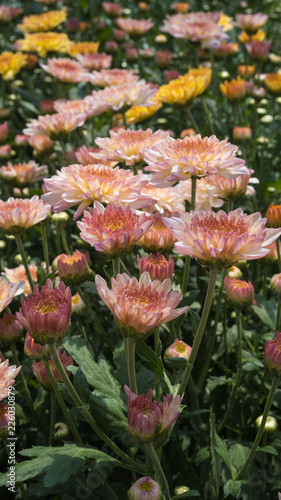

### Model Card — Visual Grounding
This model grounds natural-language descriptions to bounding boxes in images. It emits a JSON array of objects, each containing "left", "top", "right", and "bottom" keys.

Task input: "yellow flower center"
[
  {"left": 139, "top": 480, "right": 153, "bottom": 492},
  {"left": 175, "top": 341, "right": 187, "bottom": 354}
]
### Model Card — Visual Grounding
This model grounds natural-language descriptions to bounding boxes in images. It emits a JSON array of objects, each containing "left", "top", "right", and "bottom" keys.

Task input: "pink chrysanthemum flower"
[
  {"left": 3, "top": 264, "right": 38, "bottom": 296},
  {"left": 42, "top": 164, "right": 155, "bottom": 219},
  {"left": 137, "top": 253, "right": 174, "bottom": 281},
  {"left": 235, "top": 13, "right": 268, "bottom": 34},
  {"left": 32, "top": 349, "right": 73, "bottom": 389},
  {"left": 102, "top": 2, "right": 124, "bottom": 17},
  {"left": 76, "top": 52, "right": 112, "bottom": 71},
  {"left": 144, "top": 135, "right": 249, "bottom": 187},
  {"left": 142, "top": 180, "right": 186, "bottom": 214},
  {"left": 138, "top": 213, "right": 177, "bottom": 254},
  {"left": 86, "top": 68, "right": 138, "bottom": 87},
  {"left": 53, "top": 98, "right": 92, "bottom": 117},
  {"left": 40, "top": 57, "right": 88, "bottom": 83},
  {"left": 75, "top": 146, "right": 116, "bottom": 167},
  {"left": 23, "top": 112, "right": 87, "bottom": 139},
  {"left": 77, "top": 202, "right": 153, "bottom": 258},
  {"left": 0, "top": 161, "right": 47, "bottom": 187},
  {"left": 245, "top": 40, "right": 271, "bottom": 62},
  {"left": 55, "top": 250, "right": 92, "bottom": 285},
  {"left": 0, "top": 196, "right": 51, "bottom": 235},
  {"left": 164, "top": 338, "right": 192, "bottom": 360},
  {"left": 207, "top": 172, "right": 258, "bottom": 202},
  {"left": 16, "top": 279, "right": 72, "bottom": 345},
  {"left": 27, "top": 135, "right": 55, "bottom": 153},
  {"left": 93, "top": 128, "right": 169, "bottom": 167},
  {"left": 0, "top": 359, "right": 21, "bottom": 401},
  {"left": 264, "top": 331, "right": 281, "bottom": 378},
  {"left": 0, "top": 313, "right": 23, "bottom": 345},
  {"left": 270, "top": 274, "right": 281, "bottom": 297},
  {"left": 0, "top": 144, "right": 11, "bottom": 160},
  {"left": 24, "top": 332, "right": 49, "bottom": 361},
  {"left": 128, "top": 476, "right": 162, "bottom": 500},
  {"left": 125, "top": 384, "right": 181, "bottom": 442},
  {"left": 0, "top": 277, "right": 25, "bottom": 313},
  {"left": 95, "top": 272, "right": 188, "bottom": 340},
  {"left": 224, "top": 275, "right": 254, "bottom": 310},
  {"left": 115, "top": 18, "right": 153, "bottom": 38},
  {"left": 163, "top": 208, "right": 281, "bottom": 269}
]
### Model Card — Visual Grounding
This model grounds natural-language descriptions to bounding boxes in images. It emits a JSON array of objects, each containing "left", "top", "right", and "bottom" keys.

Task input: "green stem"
[
  {"left": 145, "top": 442, "right": 171, "bottom": 500},
  {"left": 191, "top": 175, "right": 197, "bottom": 211},
  {"left": 200, "top": 96, "right": 216, "bottom": 135},
  {"left": 178, "top": 267, "right": 218, "bottom": 397},
  {"left": 185, "top": 106, "right": 201, "bottom": 135},
  {"left": 276, "top": 238, "right": 281, "bottom": 273},
  {"left": 49, "top": 390, "right": 56, "bottom": 446},
  {"left": 227, "top": 200, "right": 234, "bottom": 213},
  {"left": 14, "top": 234, "right": 34, "bottom": 293},
  {"left": 276, "top": 298, "right": 281, "bottom": 331},
  {"left": 48, "top": 343, "right": 146, "bottom": 473},
  {"left": 60, "top": 225, "right": 71, "bottom": 254},
  {"left": 112, "top": 257, "right": 120, "bottom": 278},
  {"left": 40, "top": 222, "right": 50, "bottom": 272},
  {"left": 43, "top": 357, "right": 83, "bottom": 444},
  {"left": 154, "top": 329, "right": 160, "bottom": 403},
  {"left": 125, "top": 337, "right": 138, "bottom": 394},
  {"left": 217, "top": 308, "right": 243, "bottom": 433},
  {"left": 77, "top": 316, "right": 95, "bottom": 357},
  {"left": 132, "top": 164, "right": 138, "bottom": 176},
  {"left": 181, "top": 255, "right": 191, "bottom": 297},
  {"left": 234, "top": 376, "right": 279, "bottom": 480},
  {"left": 10, "top": 343, "right": 37, "bottom": 421}
]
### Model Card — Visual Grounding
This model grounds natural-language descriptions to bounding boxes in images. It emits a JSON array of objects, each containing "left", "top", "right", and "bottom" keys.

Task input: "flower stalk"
[
  {"left": 14, "top": 234, "right": 34, "bottom": 293},
  {"left": 145, "top": 442, "right": 171, "bottom": 500}
]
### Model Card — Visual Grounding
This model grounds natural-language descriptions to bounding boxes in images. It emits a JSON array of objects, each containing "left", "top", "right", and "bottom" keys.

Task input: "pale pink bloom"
[
  {"left": 245, "top": 40, "right": 271, "bottom": 62},
  {"left": 0, "top": 277, "right": 25, "bottom": 314},
  {"left": 93, "top": 128, "right": 169, "bottom": 166},
  {"left": 17, "top": 279, "right": 72, "bottom": 345},
  {"left": 76, "top": 52, "right": 112, "bottom": 71},
  {"left": 163, "top": 208, "right": 281, "bottom": 268},
  {"left": 53, "top": 98, "right": 92, "bottom": 116},
  {"left": 137, "top": 253, "right": 174, "bottom": 281},
  {"left": 224, "top": 275, "right": 254, "bottom": 310},
  {"left": 27, "top": 135, "right": 55, "bottom": 153},
  {"left": 24, "top": 332, "right": 49, "bottom": 360},
  {"left": 77, "top": 202, "right": 153, "bottom": 258},
  {"left": 0, "top": 161, "right": 47, "bottom": 186},
  {"left": 144, "top": 135, "right": 249, "bottom": 187},
  {"left": 85, "top": 68, "right": 138, "bottom": 87},
  {"left": 40, "top": 57, "right": 88, "bottom": 83},
  {"left": 128, "top": 476, "right": 161, "bottom": 500},
  {"left": 32, "top": 349, "right": 73, "bottom": 389},
  {"left": 140, "top": 174, "right": 186, "bottom": 214},
  {"left": 56, "top": 250, "right": 92, "bottom": 285},
  {"left": 95, "top": 272, "right": 188, "bottom": 340},
  {"left": 3, "top": 264, "right": 38, "bottom": 296},
  {"left": 102, "top": 2, "right": 124, "bottom": 17},
  {"left": 115, "top": 17, "right": 153, "bottom": 38},
  {"left": 0, "top": 196, "right": 51, "bottom": 234},
  {"left": 75, "top": 146, "right": 116, "bottom": 166},
  {"left": 138, "top": 212, "right": 177, "bottom": 253},
  {"left": 264, "top": 331, "right": 281, "bottom": 378},
  {"left": 125, "top": 384, "right": 181, "bottom": 442},
  {"left": 0, "top": 144, "right": 11, "bottom": 159},
  {"left": 178, "top": 178, "right": 224, "bottom": 211},
  {"left": 165, "top": 338, "right": 192, "bottom": 360},
  {"left": 0, "top": 313, "right": 23, "bottom": 345},
  {"left": 207, "top": 172, "right": 258, "bottom": 202},
  {"left": 235, "top": 13, "right": 268, "bottom": 33},
  {"left": 23, "top": 112, "right": 87, "bottom": 139},
  {"left": 0, "top": 360, "right": 21, "bottom": 400},
  {"left": 42, "top": 164, "right": 156, "bottom": 219}
]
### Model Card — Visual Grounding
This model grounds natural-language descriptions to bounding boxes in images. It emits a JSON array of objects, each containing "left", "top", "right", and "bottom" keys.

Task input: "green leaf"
[
  {"left": 188, "top": 309, "right": 200, "bottom": 338},
  {"left": 43, "top": 455, "right": 85, "bottom": 488},
  {"left": 258, "top": 445, "right": 279, "bottom": 456},
  {"left": 253, "top": 297, "right": 276, "bottom": 330},
  {"left": 73, "top": 368, "right": 91, "bottom": 403},
  {"left": 136, "top": 341, "right": 163, "bottom": 375},
  {"left": 223, "top": 479, "right": 247, "bottom": 498},
  {"left": 214, "top": 433, "right": 237, "bottom": 479},
  {"left": 208, "top": 410, "right": 221, "bottom": 499},
  {"left": 172, "top": 491, "right": 200, "bottom": 498},
  {"left": 164, "top": 357, "right": 189, "bottom": 370},
  {"left": 89, "top": 391, "right": 127, "bottom": 428}
]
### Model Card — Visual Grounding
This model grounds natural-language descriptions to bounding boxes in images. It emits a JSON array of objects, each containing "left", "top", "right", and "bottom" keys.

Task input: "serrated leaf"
[
  {"left": 73, "top": 368, "right": 91, "bottom": 403},
  {"left": 136, "top": 341, "right": 163, "bottom": 375},
  {"left": 214, "top": 433, "right": 236, "bottom": 479},
  {"left": 258, "top": 445, "right": 279, "bottom": 456},
  {"left": 43, "top": 455, "right": 85, "bottom": 487},
  {"left": 223, "top": 479, "right": 247, "bottom": 498},
  {"left": 253, "top": 297, "right": 276, "bottom": 330},
  {"left": 80, "top": 280, "right": 97, "bottom": 294},
  {"left": 89, "top": 391, "right": 127, "bottom": 428},
  {"left": 189, "top": 309, "right": 200, "bottom": 338}
]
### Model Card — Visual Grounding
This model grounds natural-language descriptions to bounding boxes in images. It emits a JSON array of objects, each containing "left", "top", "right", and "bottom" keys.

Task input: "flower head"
[
  {"left": 0, "top": 313, "right": 23, "bottom": 345},
  {"left": 95, "top": 272, "right": 188, "bottom": 341},
  {"left": 0, "top": 277, "right": 25, "bottom": 313},
  {"left": 264, "top": 331, "right": 281, "bottom": 377},
  {"left": 40, "top": 57, "right": 88, "bottom": 83},
  {"left": 236, "top": 13, "right": 268, "bottom": 34},
  {"left": 220, "top": 77, "right": 247, "bottom": 103},
  {"left": 15, "top": 32, "right": 73, "bottom": 58},
  {"left": 163, "top": 208, "right": 281, "bottom": 269},
  {"left": 0, "top": 196, "right": 51, "bottom": 235},
  {"left": 264, "top": 73, "right": 281, "bottom": 96},
  {"left": 0, "top": 161, "right": 47, "bottom": 187},
  {"left": 55, "top": 250, "right": 92, "bottom": 285},
  {"left": 115, "top": 17, "right": 153, "bottom": 38},
  {"left": 245, "top": 40, "right": 271, "bottom": 62},
  {"left": 270, "top": 274, "right": 281, "bottom": 297},
  {"left": 164, "top": 338, "right": 192, "bottom": 360},
  {"left": 207, "top": 172, "right": 257, "bottom": 202},
  {"left": 32, "top": 349, "right": 73, "bottom": 389},
  {"left": 232, "top": 126, "right": 252, "bottom": 142},
  {"left": 128, "top": 477, "right": 162, "bottom": 500},
  {"left": 224, "top": 275, "right": 254, "bottom": 310},
  {"left": 125, "top": 384, "right": 181, "bottom": 442},
  {"left": 124, "top": 100, "right": 162, "bottom": 125},
  {"left": 227, "top": 265, "right": 243, "bottom": 279},
  {"left": 137, "top": 253, "right": 174, "bottom": 281},
  {"left": 0, "top": 51, "right": 27, "bottom": 80},
  {"left": 67, "top": 41, "right": 100, "bottom": 58},
  {"left": 24, "top": 332, "right": 49, "bottom": 361},
  {"left": 17, "top": 279, "right": 72, "bottom": 345},
  {"left": 0, "top": 359, "right": 21, "bottom": 401},
  {"left": 266, "top": 204, "right": 281, "bottom": 228},
  {"left": 86, "top": 68, "right": 138, "bottom": 87},
  {"left": 27, "top": 135, "right": 55, "bottom": 154},
  {"left": 23, "top": 112, "right": 87, "bottom": 139},
  {"left": 137, "top": 213, "right": 177, "bottom": 254},
  {"left": 3, "top": 264, "right": 38, "bottom": 295},
  {"left": 77, "top": 202, "right": 152, "bottom": 258},
  {"left": 76, "top": 52, "right": 112, "bottom": 71},
  {"left": 18, "top": 9, "right": 67, "bottom": 32}
]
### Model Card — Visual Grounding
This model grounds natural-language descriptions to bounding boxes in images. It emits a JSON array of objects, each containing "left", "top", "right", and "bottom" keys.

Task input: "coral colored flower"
[
  {"left": 18, "top": 9, "right": 67, "bottom": 33},
  {"left": 32, "top": 349, "right": 73, "bottom": 389},
  {"left": 76, "top": 52, "right": 112, "bottom": 71},
  {"left": 266, "top": 204, "right": 281, "bottom": 228},
  {"left": 0, "top": 6, "right": 19, "bottom": 23},
  {"left": 0, "top": 403, "right": 9, "bottom": 437},
  {"left": 172, "top": 2, "right": 189, "bottom": 13},
  {"left": 0, "top": 161, "right": 47, "bottom": 187},
  {"left": 232, "top": 126, "right": 252, "bottom": 142},
  {"left": 236, "top": 13, "right": 268, "bottom": 34},
  {"left": 86, "top": 68, "right": 138, "bottom": 87},
  {"left": 155, "top": 50, "right": 173, "bottom": 69},
  {"left": 164, "top": 338, "right": 192, "bottom": 360},
  {"left": 0, "top": 144, "right": 11, "bottom": 160},
  {"left": 55, "top": 250, "right": 92, "bottom": 285},
  {"left": 17, "top": 279, "right": 72, "bottom": 345},
  {"left": 15, "top": 32, "right": 73, "bottom": 58},
  {"left": 237, "top": 65, "right": 256, "bottom": 79},
  {"left": 144, "top": 135, "right": 248, "bottom": 186},
  {"left": 138, "top": 213, "right": 177, "bottom": 254},
  {"left": 96, "top": 272, "right": 188, "bottom": 340},
  {"left": 264, "top": 73, "right": 281, "bottom": 96},
  {"left": 23, "top": 112, "right": 87, "bottom": 139},
  {"left": 264, "top": 331, "right": 281, "bottom": 377},
  {"left": 137, "top": 253, "right": 174, "bottom": 281},
  {"left": 128, "top": 477, "right": 162, "bottom": 500},
  {"left": 0, "top": 359, "right": 21, "bottom": 401},
  {"left": 42, "top": 164, "right": 155, "bottom": 219},
  {"left": 224, "top": 275, "right": 254, "bottom": 310},
  {"left": 93, "top": 128, "right": 169, "bottom": 167},
  {"left": 163, "top": 208, "right": 281, "bottom": 269},
  {"left": 0, "top": 277, "right": 25, "bottom": 314},
  {"left": 0, "top": 51, "right": 27, "bottom": 80},
  {"left": 24, "top": 332, "right": 49, "bottom": 360},
  {"left": 125, "top": 384, "right": 181, "bottom": 442},
  {"left": 102, "top": 2, "right": 124, "bottom": 17},
  {"left": 220, "top": 77, "right": 247, "bottom": 102},
  {"left": 77, "top": 202, "right": 152, "bottom": 258},
  {"left": 245, "top": 40, "right": 271, "bottom": 62},
  {"left": 207, "top": 172, "right": 257, "bottom": 202},
  {"left": 115, "top": 17, "right": 153, "bottom": 38},
  {"left": 27, "top": 135, "right": 55, "bottom": 153},
  {"left": 40, "top": 57, "right": 88, "bottom": 83},
  {"left": 67, "top": 41, "right": 100, "bottom": 58},
  {"left": 0, "top": 313, "right": 23, "bottom": 345},
  {"left": 0, "top": 196, "right": 51, "bottom": 235}
]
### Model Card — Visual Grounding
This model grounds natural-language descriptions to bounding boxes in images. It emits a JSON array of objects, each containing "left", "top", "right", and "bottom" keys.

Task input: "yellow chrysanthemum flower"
[
  {"left": 18, "top": 9, "right": 67, "bottom": 33},
  {"left": 67, "top": 41, "right": 100, "bottom": 58},
  {"left": 124, "top": 100, "right": 162, "bottom": 124},
  {"left": 217, "top": 13, "right": 233, "bottom": 32},
  {"left": 15, "top": 32, "right": 73, "bottom": 58},
  {"left": 0, "top": 51, "right": 27, "bottom": 81}
]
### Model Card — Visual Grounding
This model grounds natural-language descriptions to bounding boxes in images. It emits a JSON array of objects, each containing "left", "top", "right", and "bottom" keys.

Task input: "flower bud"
[
  {"left": 270, "top": 274, "right": 281, "bottom": 297},
  {"left": 255, "top": 415, "right": 278, "bottom": 434},
  {"left": 128, "top": 476, "right": 161, "bottom": 500},
  {"left": 137, "top": 253, "right": 174, "bottom": 281},
  {"left": 224, "top": 275, "right": 254, "bottom": 310},
  {"left": 0, "top": 313, "right": 24, "bottom": 345},
  {"left": 24, "top": 333, "right": 49, "bottom": 361},
  {"left": 264, "top": 331, "right": 281, "bottom": 377},
  {"left": 54, "top": 422, "right": 69, "bottom": 441}
]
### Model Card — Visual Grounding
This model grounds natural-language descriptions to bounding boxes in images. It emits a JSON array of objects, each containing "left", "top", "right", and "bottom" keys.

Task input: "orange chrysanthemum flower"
[
  {"left": 237, "top": 65, "right": 256, "bottom": 79},
  {"left": 67, "top": 41, "right": 100, "bottom": 58},
  {"left": 0, "top": 277, "right": 25, "bottom": 314},
  {"left": 18, "top": 9, "right": 67, "bottom": 33},
  {"left": 3, "top": 264, "right": 38, "bottom": 296},
  {"left": 23, "top": 112, "right": 87, "bottom": 139},
  {"left": 0, "top": 51, "right": 27, "bottom": 80},
  {"left": 0, "top": 161, "right": 47, "bottom": 187},
  {"left": 266, "top": 204, "right": 281, "bottom": 228},
  {"left": 220, "top": 77, "right": 247, "bottom": 102},
  {"left": 15, "top": 32, "right": 73, "bottom": 58},
  {"left": 0, "top": 196, "right": 51, "bottom": 235},
  {"left": 40, "top": 57, "right": 88, "bottom": 83},
  {"left": 264, "top": 73, "right": 281, "bottom": 96}
]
